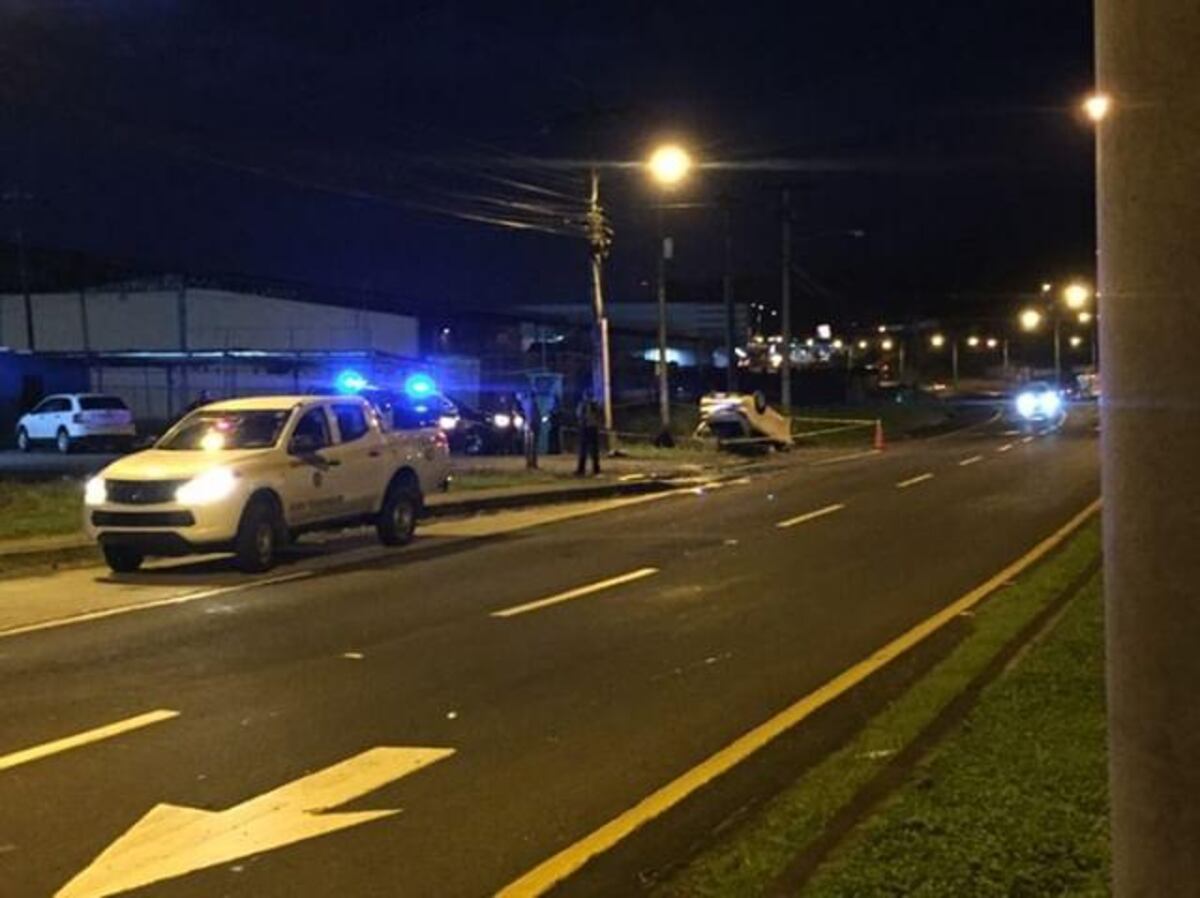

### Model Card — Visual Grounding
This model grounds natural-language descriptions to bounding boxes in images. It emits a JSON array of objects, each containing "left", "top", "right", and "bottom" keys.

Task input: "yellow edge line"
[
  {"left": 491, "top": 568, "right": 660, "bottom": 618},
  {"left": 494, "top": 496, "right": 1102, "bottom": 897},
  {"left": 0, "top": 709, "right": 180, "bottom": 773},
  {"left": 776, "top": 503, "right": 846, "bottom": 529},
  {"left": 0, "top": 570, "right": 315, "bottom": 640}
]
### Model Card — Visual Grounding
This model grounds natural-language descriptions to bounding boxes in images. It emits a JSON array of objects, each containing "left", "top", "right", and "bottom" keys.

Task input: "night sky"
[{"left": 1, "top": 1, "right": 1096, "bottom": 328}]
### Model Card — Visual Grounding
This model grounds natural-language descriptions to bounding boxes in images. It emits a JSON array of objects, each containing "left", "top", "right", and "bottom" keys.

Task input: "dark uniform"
[{"left": 575, "top": 393, "right": 601, "bottom": 476}]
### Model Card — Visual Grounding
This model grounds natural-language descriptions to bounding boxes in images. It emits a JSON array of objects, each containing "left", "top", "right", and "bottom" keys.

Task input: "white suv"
[
  {"left": 16, "top": 394, "right": 136, "bottom": 454},
  {"left": 84, "top": 395, "right": 450, "bottom": 573}
]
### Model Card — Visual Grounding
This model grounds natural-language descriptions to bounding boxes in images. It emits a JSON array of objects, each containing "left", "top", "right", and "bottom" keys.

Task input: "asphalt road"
[{"left": 0, "top": 408, "right": 1100, "bottom": 898}]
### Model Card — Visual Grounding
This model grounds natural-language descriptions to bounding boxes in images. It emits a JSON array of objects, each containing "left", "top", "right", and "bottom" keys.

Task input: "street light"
[
  {"left": 1083, "top": 92, "right": 1113, "bottom": 123},
  {"left": 647, "top": 144, "right": 693, "bottom": 188},
  {"left": 1078, "top": 310, "right": 1093, "bottom": 325},
  {"left": 880, "top": 338, "right": 894, "bottom": 351},
  {"left": 986, "top": 337, "right": 999, "bottom": 349},
  {"left": 967, "top": 335, "right": 980, "bottom": 348},
  {"left": 1070, "top": 335, "right": 1084, "bottom": 348},
  {"left": 1064, "top": 282, "right": 1092, "bottom": 309},
  {"left": 930, "top": 333, "right": 946, "bottom": 348},
  {"left": 857, "top": 339, "right": 869, "bottom": 350},
  {"left": 647, "top": 144, "right": 694, "bottom": 444},
  {"left": 1021, "top": 308, "right": 1043, "bottom": 331}
]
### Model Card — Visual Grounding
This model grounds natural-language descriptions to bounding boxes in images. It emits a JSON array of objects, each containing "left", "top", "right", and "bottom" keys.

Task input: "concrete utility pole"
[
  {"left": 655, "top": 208, "right": 671, "bottom": 438},
  {"left": 780, "top": 188, "right": 792, "bottom": 411},
  {"left": 1098, "top": 2, "right": 1200, "bottom": 895},
  {"left": 586, "top": 169, "right": 615, "bottom": 446}
]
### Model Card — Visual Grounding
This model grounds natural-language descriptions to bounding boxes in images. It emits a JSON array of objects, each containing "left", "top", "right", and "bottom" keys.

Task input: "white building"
[{"left": 0, "top": 280, "right": 430, "bottom": 424}]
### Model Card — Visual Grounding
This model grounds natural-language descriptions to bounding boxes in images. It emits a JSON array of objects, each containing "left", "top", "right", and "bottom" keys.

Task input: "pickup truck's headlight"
[
  {"left": 1039, "top": 391, "right": 1062, "bottom": 416},
  {"left": 84, "top": 476, "right": 107, "bottom": 507},
  {"left": 1015, "top": 392, "right": 1039, "bottom": 419},
  {"left": 175, "top": 467, "right": 237, "bottom": 505}
]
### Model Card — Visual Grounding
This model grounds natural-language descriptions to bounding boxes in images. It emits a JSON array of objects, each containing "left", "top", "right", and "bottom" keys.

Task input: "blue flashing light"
[
  {"left": 335, "top": 369, "right": 369, "bottom": 394},
  {"left": 404, "top": 372, "right": 437, "bottom": 398}
]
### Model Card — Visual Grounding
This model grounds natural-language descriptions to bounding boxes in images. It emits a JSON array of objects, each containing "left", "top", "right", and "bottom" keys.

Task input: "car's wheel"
[
  {"left": 233, "top": 497, "right": 282, "bottom": 573},
  {"left": 15, "top": 428, "right": 29, "bottom": 452},
  {"left": 56, "top": 428, "right": 72, "bottom": 455},
  {"left": 103, "top": 545, "right": 144, "bottom": 573},
  {"left": 377, "top": 480, "right": 419, "bottom": 547}
]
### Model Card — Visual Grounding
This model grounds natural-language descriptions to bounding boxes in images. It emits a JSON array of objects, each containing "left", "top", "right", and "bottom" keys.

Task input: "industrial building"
[{"left": 0, "top": 278, "right": 477, "bottom": 436}]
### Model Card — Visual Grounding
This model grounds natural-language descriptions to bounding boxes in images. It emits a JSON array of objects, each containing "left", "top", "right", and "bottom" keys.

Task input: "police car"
[{"left": 84, "top": 394, "right": 450, "bottom": 573}]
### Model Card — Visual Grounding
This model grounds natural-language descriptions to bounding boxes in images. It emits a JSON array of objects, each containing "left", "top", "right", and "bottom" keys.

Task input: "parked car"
[
  {"left": 16, "top": 394, "right": 136, "bottom": 454},
  {"left": 84, "top": 394, "right": 450, "bottom": 573}
]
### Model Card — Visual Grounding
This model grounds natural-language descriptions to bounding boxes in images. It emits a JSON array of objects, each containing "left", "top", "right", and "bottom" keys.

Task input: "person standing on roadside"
[
  {"left": 575, "top": 388, "right": 601, "bottom": 476},
  {"left": 523, "top": 391, "right": 540, "bottom": 470}
]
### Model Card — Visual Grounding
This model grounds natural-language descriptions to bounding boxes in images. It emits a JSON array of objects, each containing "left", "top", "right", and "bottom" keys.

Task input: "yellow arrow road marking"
[{"left": 55, "top": 745, "right": 454, "bottom": 898}]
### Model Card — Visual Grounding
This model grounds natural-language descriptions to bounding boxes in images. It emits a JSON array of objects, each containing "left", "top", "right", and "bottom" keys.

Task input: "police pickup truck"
[{"left": 84, "top": 395, "right": 450, "bottom": 573}]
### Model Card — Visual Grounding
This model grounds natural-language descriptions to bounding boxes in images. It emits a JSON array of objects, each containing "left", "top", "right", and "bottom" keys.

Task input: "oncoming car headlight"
[
  {"left": 175, "top": 467, "right": 238, "bottom": 505},
  {"left": 1039, "top": 391, "right": 1062, "bottom": 417},
  {"left": 437, "top": 415, "right": 459, "bottom": 431},
  {"left": 85, "top": 476, "right": 107, "bottom": 507},
  {"left": 492, "top": 412, "right": 512, "bottom": 429},
  {"left": 1015, "top": 392, "right": 1039, "bottom": 419}
]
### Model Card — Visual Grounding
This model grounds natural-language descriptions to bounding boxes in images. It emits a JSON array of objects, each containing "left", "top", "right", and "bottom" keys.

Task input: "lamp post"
[{"left": 646, "top": 144, "right": 693, "bottom": 441}]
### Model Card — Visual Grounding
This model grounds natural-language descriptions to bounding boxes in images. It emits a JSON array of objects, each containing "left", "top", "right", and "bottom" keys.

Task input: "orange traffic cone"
[{"left": 873, "top": 418, "right": 886, "bottom": 451}]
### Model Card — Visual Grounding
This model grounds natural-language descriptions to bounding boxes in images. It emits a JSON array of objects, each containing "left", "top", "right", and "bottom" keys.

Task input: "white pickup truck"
[{"left": 84, "top": 395, "right": 450, "bottom": 573}]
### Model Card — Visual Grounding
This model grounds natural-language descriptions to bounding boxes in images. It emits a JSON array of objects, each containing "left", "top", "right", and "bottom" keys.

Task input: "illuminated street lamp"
[
  {"left": 1064, "top": 282, "right": 1092, "bottom": 309},
  {"left": 1078, "top": 310, "right": 1093, "bottom": 325},
  {"left": 1083, "top": 92, "right": 1112, "bottom": 123},
  {"left": 647, "top": 144, "right": 693, "bottom": 187},
  {"left": 1070, "top": 335, "right": 1085, "bottom": 348},
  {"left": 1021, "top": 308, "right": 1044, "bottom": 331},
  {"left": 857, "top": 339, "right": 869, "bottom": 350},
  {"left": 647, "top": 144, "right": 694, "bottom": 442},
  {"left": 1041, "top": 282, "right": 1053, "bottom": 295},
  {"left": 986, "top": 337, "right": 999, "bottom": 349},
  {"left": 967, "top": 335, "right": 980, "bottom": 348},
  {"left": 880, "top": 337, "right": 894, "bottom": 351},
  {"left": 930, "top": 333, "right": 946, "bottom": 349}
]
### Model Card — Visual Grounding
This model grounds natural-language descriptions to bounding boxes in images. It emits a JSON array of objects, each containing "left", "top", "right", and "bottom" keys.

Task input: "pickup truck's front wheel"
[
  {"left": 234, "top": 497, "right": 282, "bottom": 573},
  {"left": 377, "top": 482, "right": 418, "bottom": 547}
]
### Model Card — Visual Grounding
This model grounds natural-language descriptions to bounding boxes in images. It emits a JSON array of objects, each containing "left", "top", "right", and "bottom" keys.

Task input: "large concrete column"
[{"left": 1098, "top": 3, "right": 1200, "bottom": 894}]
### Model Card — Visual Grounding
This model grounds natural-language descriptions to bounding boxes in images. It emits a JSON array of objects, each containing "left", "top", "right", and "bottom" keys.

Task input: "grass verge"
[
  {"left": 654, "top": 518, "right": 1102, "bottom": 898},
  {"left": 802, "top": 572, "right": 1107, "bottom": 897},
  {"left": 0, "top": 480, "right": 85, "bottom": 542}
]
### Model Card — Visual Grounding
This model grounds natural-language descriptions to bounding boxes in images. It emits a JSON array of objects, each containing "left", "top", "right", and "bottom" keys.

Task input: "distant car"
[
  {"left": 442, "top": 397, "right": 526, "bottom": 455},
  {"left": 16, "top": 394, "right": 136, "bottom": 454},
  {"left": 698, "top": 391, "right": 792, "bottom": 450},
  {"left": 1013, "top": 381, "right": 1066, "bottom": 425}
]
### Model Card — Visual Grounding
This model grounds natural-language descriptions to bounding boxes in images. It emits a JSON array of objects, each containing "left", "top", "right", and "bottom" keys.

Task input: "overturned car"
[{"left": 697, "top": 392, "right": 793, "bottom": 451}]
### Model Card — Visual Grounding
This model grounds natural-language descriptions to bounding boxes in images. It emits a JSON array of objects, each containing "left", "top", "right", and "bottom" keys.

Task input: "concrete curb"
[{"left": 0, "top": 473, "right": 730, "bottom": 572}]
